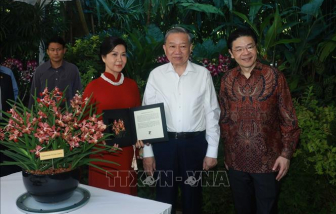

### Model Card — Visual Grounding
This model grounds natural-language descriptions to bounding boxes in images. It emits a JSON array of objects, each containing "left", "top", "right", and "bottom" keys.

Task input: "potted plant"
[{"left": 0, "top": 87, "right": 119, "bottom": 203}]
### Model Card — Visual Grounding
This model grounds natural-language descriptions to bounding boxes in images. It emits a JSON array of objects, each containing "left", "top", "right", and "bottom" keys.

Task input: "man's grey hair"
[{"left": 164, "top": 27, "right": 192, "bottom": 44}]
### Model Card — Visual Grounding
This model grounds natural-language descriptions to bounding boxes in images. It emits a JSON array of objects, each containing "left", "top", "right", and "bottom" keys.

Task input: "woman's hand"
[{"left": 135, "top": 140, "right": 144, "bottom": 148}]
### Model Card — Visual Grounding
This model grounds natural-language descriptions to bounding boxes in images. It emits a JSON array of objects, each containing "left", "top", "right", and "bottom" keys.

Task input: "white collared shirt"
[{"left": 142, "top": 61, "right": 220, "bottom": 158}]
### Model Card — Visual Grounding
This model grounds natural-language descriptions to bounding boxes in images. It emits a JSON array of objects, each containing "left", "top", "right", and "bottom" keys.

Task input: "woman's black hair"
[{"left": 100, "top": 37, "right": 127, "bottom": 57}]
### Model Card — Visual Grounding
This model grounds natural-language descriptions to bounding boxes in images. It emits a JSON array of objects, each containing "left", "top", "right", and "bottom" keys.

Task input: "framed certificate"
[{"left": 102, "top": 103, "right": 168, "bottom": 147}]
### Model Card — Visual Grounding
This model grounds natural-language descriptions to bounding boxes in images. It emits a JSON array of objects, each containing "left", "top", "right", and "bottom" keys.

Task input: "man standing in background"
[{"left": 29, "top": 36, "right": 82, "bottom": 107}]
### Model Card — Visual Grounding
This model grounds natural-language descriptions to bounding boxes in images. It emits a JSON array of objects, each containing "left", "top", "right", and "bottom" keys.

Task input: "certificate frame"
[
  {"left": 102, "top": 103, "right": 168, "bottom": 147},
  {"left": 131, "top": 103, "right": 168, "bottom": 144}
]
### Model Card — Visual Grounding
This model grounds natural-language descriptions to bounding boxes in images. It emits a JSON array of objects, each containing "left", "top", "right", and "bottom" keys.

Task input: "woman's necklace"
[{"left": 101, "top": 73, "right": 124, "bottom": 86}]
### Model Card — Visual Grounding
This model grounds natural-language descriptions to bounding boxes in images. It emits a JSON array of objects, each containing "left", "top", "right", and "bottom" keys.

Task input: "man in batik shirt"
[{"left": 219, "top": 27, "right": 300, "bottom": 214}]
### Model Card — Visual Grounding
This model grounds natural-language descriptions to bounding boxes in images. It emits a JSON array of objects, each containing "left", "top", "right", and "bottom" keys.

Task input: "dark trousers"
[
  {"left": 228, "top": 169, "right": 280, "bottom": 214},
  {"left": 152, "top": 132, "right": 207, "bottom": 214}
]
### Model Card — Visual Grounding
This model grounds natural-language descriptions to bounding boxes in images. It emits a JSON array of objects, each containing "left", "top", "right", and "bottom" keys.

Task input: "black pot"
[{"left": 22, "top": 169, "right": 79, "bottom": 203}]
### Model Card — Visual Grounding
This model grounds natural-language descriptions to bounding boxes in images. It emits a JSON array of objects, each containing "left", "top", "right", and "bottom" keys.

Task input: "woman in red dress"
[{"left": 83, "top": 37, "right": 141, "bottom": 195}]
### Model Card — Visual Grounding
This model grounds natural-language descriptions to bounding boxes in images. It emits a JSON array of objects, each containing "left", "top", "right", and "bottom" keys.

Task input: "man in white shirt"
[{"left": 142, "top": 27, "right": 220, "bottom": 214}]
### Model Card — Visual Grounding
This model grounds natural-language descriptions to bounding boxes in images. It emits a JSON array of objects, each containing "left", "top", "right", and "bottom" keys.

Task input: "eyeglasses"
[{"left": 232, "top": 44, "right": 256, "bottom": 54}]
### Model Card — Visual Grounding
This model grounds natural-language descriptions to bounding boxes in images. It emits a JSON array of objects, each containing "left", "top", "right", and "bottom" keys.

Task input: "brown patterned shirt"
[{"left": 219, "top": 62, "right": 300, "bottom": 173}]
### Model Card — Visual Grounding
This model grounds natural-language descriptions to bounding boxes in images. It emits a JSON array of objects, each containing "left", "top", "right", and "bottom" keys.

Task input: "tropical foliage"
[{"left": 0, "top": 0, "right": 67, "bottom": 59}]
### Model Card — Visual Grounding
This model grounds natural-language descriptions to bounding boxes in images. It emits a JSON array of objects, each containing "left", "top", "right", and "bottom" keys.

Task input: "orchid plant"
[
  {"left": 200, "top": 54, "right": 231, "bottom": 77},
  {"left": 0, "top": 87, "right": 119, "bottom": 174}
]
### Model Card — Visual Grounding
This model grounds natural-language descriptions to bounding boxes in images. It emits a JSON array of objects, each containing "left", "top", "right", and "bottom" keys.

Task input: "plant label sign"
[{"left": 40, "top": 149, "right": 65, "bottom": 161}]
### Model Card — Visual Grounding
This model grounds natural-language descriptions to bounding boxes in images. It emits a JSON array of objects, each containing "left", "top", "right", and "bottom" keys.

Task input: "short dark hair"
[
  {"left": 100, "top": 36, "right": 127, "bottom": 57},
  {"left": 164, "top": 26, "right": 192, "bottom": 44},
  {"left": 227, "top": 27, "right": 258, "bottom": 50},
  {"left": 47, "top": 36, "right": 66, "bottom": 49}
]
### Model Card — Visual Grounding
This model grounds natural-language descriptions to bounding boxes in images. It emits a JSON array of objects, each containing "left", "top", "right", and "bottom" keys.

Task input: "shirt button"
[
  {"left": 56, "top": 78, "right": 58, "bottom": 80},
  {"left": 56, "top": 70, "right": 58, "bottom": 73}
]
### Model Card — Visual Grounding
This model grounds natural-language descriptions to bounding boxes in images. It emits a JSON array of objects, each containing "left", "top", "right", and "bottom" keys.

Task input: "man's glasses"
[{"left": 232, "top": 44, "right": 256, "bottom": 54}]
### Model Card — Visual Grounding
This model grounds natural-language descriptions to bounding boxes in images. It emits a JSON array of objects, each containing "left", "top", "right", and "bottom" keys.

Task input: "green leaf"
[
  {"left": 192, "top": 43, "right": 208, "bottom": 59},
  {"left": 301, "top": 0, "right": 324, "bottom": 17},
  {"left": 272, "top": 38, "right": 301, "bottom": 47},
  {"left": 192, "top": 38, "right": 226, "bottom": 59},
  {"left": 288, "top": 75, "right": 301, "bottom": 91},
  {"left": 96, "top": 0, "right": 113, "bottom": 16},
  {"left": 232, "top": 11, "right": 259, "bottom": 36},
  {"left": 146, "top": 24, "right": 164, "bottom": 43},
  {"left": 248, "top": 0, "right": 262, "bottom": 23},
  {"left": 213, "top": 0, "right": 230, "bottom": 10},
  {"left": 307, "top": 23, "right": 328, "bottom": 42},
  {"left": 0, "top": 150, "right": 31, "bottom": 169},
  {"left": 318, "top": 34, "right": 336, "bottom": 61},
  {"left": 202, "top": 39, "right": 216, "bottom": 56},
  {"left": 224, "top": 0, "right": 232, "bottom": 11},
  {"left": 264, "top": 6, "right": 282, "bottom": 51},
  {"left": 179, "top": 3, "right": 224, "bottom": 16}
]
